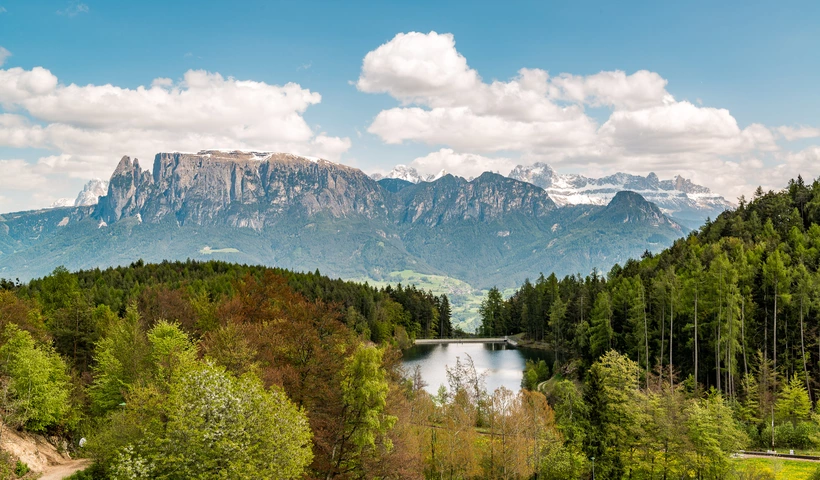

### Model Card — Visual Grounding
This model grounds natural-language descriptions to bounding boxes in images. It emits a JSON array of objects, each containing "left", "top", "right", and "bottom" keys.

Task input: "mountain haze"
[
  {"left": 378, "top": 162, "right": 732, "bottom": 229},
  {"left": 0, "top": 151, "right": 687, "bottom": 295}
]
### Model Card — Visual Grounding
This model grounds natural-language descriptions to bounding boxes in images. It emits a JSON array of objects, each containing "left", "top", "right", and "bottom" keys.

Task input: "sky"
[{"left": 1, "top": 0, "right": 819, "bottom": 212}]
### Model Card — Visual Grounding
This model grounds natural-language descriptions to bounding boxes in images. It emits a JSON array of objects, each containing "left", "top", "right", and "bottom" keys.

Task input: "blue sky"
[{"left": 1, "top": 0, "right": 819, "bottom": 211}]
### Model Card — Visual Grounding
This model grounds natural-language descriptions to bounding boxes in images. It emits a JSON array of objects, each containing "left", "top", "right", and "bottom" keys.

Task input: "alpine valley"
[{"left": 0, "top": 150, "right": 694, "bottom": 326}]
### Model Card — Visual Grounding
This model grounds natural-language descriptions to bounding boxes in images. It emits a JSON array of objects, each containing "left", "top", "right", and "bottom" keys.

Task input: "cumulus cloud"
[
  {"left": 0, "top": 66, "right": 350, "bottom": 210},
  {"left": 410, "top": 148, "right": 516, "bottom": 179},
  {"left": 357, "top": 31, "right": 800, "bottom": 198},
  {"left": 777, "top": 125, "right": 820, "bottom": 141},
  {"left": 548, "top": 70, "right": 672, "bottom": 110}
]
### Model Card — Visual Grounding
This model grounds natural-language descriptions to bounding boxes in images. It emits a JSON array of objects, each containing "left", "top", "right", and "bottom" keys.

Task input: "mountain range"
[
  {"left": 1, "top": 151, "right": 691, "bottom": 328},
  {"left": 377, "top": 163, "right": 732, "bottom": 229}
]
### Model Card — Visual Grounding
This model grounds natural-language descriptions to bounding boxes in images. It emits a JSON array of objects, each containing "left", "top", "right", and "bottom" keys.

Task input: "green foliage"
[
  {"left": 88, "top": 304, "right": 150, "bottom": 415},
  {"left": 97, "top": 364, "right": 313, "bottom": 479},
  {"left": 686, "top": 391, "right": 749, "bottom": 478},
  {"left": 776, "top": 373, "right": 812, "bottom": 424},
  {"left": 521, "top": 359, "right": 550, "bottom": 390},
  {"left": 0, "top": 323, "right": 72, "bottom": 432},
  {"left": 14, "top": 460, "right": 29, "bottom": 477},
  {"left": 340, "top": 345, "right": 396, "bottom": 453}
]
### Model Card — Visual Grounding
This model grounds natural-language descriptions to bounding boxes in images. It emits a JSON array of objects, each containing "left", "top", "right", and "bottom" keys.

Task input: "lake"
[{"left": 401, "top": 342, "right": 553, "bottom": 394}]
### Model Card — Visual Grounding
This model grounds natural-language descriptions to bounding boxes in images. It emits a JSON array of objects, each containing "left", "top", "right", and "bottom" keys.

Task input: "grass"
[
  {"left": 348, "top": 269, "right": 519, "bottom": 333},
  {"left": 733, "top": 457, "right": 820, "bottom": 479}
]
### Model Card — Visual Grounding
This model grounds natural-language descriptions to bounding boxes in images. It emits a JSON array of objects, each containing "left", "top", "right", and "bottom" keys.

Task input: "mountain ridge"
[
  {"left": 377, "top": 162, "right": 732, "bottom": 229},
  {"left": 1, "top": 151, "right": 688, "bottom": 296}
]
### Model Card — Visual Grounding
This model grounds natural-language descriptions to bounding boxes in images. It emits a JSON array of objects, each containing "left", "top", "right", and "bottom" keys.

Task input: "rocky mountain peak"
[
  {"left": 508, "top": 162, "right": 557, "bottom": 188},
  {"left": 74, "top": 178, "right": 109, "bottom": 206},
  {"left": 597, "top": 191, "right": 681, "bottom": 229},
  {"left": 96, "top": 151, "right": 390, "bottom": 228}
]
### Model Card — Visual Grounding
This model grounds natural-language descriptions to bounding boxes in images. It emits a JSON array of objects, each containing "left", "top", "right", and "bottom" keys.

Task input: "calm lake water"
[{"left": 401, "top": 343, "right": 553, "bottom": 394}]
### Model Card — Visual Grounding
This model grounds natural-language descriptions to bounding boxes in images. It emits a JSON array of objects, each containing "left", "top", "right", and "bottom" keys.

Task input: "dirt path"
[{"left": 38, "top": 459, "right": 91, "bottom": 480}]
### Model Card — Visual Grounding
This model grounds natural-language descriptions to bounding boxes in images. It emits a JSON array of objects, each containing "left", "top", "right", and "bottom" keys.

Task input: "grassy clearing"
[
  {"left": 733, "top": 456, "right": 819, "bottom": 479},
  {"left": 350, "top": 270, "right": 520, "bottom": 333}
]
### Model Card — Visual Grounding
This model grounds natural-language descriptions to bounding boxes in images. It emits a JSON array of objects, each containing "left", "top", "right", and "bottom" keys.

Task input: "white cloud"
[
  {"left": 548, "top": 70, "right": 672, "bottom": 110},
  {"left": 410, "top": 148, "right": 516, "bottom": 179},
  {"left": 358, "top": 31, "right": 791, "bottom": 197},
  {"left": 0, "top": 66, "right": 351, "bottom": 210},
  {"left": 777, "top": 125, "right": 820, "bottom": 141},
  {"left": 0, "top": 159, "right": 48, "bottom": 190},
  {"left": 56, "top": 1, "right": 88, "bottom": 17},
  {"left": 0, "top": 7, "right": 7, "bottom": 14},
  {"left": 769, "top": 146, "right": 820, "bottom": 188},
  {"left": 0, "top": 47, "right": 10, "bottom": 66}
]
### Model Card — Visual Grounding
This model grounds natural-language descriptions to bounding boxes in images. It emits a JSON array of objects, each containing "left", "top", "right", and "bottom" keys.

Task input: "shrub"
[{"left": 14, "top": 460, "right": 30, "bottom": 477}]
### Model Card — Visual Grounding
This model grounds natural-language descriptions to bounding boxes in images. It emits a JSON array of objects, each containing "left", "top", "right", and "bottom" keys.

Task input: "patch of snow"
[
  {"left": 98, "top": 220, "right": 107, "bottom": 229},
  {"left": 50, "top": 198, "right": 73, "bottom": 208},
  {"left": 57, "top": 217, "right": 69, "bottom": 227}
]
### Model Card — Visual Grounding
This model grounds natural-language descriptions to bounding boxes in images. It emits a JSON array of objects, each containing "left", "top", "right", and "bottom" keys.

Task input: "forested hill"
[
  {"left": 1, "top": 260, "right": 453, "bottom": 348},
  {"left": 482, "top": 176, "right": 820, "bottom": 387},
  {"left": 470, "top": 176, "right": 820, "bottom": 477}
]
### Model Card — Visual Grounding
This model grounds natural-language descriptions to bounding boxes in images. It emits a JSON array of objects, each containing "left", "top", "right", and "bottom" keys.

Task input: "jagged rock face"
[
  {"left": 98, "top": 156, "right": 153, "bottom": 223},
  {"left": 74, "top": 179, "right": 109, "bottom": 206},
  {"left": 97, "top": 151, "right": 392, "bottom": 228},
  {"left": 508, "top": 163, "right": 558, "bottom": 188},
  {"left": 397, "top": 173, "right": 556, "bottom": 226},
  {"left": 594, "top": 191, "right": 682, "bottom": 229}
]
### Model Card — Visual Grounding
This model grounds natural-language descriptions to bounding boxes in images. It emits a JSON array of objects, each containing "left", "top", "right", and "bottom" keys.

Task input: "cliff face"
[
  {"left": 98, "top": 156, "right": 153, "bottom": 223},
  {"left": 97, "top": 151, "right": 392, "bottom": 228},
  {"left": 397, "top": 173, "right": 556, "bottom": 226},
  {"left": 96, "top": 151, "right": 560, "bottom": 229}
]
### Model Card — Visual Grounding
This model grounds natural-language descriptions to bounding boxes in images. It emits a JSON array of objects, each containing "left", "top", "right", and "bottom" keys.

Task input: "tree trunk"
[
  {"left": 669, "top": 287, "right": 674, "bottom": 389},
  {"left": 774, "top": 281, "right": 778, "bottom": 381},
  {"left": 801, "top": 295, "right": 810, "bottom": 401},
  {"left": 644, "top": 289, "right": 649, "bottom": 390},
  {"left": 694, "top": 288, "right": 699, "bottom": 388},
  {"left": 742, "top": 299, "right": 748, "bottom": 379}
]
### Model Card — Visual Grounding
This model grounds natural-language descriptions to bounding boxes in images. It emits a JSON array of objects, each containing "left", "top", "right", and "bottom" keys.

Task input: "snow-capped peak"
[
  {"left": 75, "top": 178, "right": 109, "bottom": 206},
  {"left": 49, "top": 178, "right": 110, "bottom": 209},
  {"left": 377, "top": 165, "right": 446, "bottom": 183}
]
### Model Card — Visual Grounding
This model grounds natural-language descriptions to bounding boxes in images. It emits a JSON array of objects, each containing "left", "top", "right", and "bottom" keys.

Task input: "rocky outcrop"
[
  {"left": 96, "top": 151, "right": 392, "bottom": 229},
  {"left": 593, "top": 191, "right": 682, "bottom": 230},
  {"left": 397, "top": 172, "right": 556, "bottom": 226},
  {"left": 97, "top": 156, "right": 153, "bottom": 223}
]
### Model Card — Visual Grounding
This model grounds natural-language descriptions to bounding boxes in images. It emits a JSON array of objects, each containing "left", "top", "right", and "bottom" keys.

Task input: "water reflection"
[{"left": 401, "top": 343, "right": 552, "bottom": 395}]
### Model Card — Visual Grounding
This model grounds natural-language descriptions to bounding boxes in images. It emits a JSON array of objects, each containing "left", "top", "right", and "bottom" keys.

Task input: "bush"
[
  {"left": 14, "top": 460, "right": 30, "bottom": 477},
  {"left": 774, "top": 422, "right": 795, "bottom": 447},
  {"left": 793, "top": 421, "right": 816, "bottom": 449}
]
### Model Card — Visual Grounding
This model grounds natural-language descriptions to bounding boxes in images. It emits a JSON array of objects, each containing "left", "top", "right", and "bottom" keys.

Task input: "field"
[
  {"left": 349, "top": 269, "right": 518, "bottom": 332},
  {"left": 733, "top": 456, "right": 819, "bottom": 479}
]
